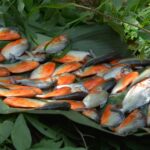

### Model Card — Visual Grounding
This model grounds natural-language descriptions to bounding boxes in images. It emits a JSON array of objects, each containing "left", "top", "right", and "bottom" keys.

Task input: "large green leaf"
[
  {"left": 11, "top": 114, "right": 32, "bottom": 150},
  {"left": 0, "top": 120, "right": 13, "bottom": 144},
  {"left": 25, "top": 115, "right": 58, "bottom": 139},
  {"left": 30, "top": 138, "right": 63, "bottom": 150}
]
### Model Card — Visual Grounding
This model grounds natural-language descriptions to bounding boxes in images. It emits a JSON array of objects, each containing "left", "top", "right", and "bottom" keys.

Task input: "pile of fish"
[{"left": 0, "top": 27, "right": 150, "bottom": 136}]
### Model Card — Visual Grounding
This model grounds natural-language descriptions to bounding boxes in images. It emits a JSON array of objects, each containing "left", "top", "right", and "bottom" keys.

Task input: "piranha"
[
  {"left": 100, "top": 104, "right": 124, "bottom": 128},
  {"left": 102, "top": 65, "right": 132, "bottom": 80},
  {"left": 131, "top": 67, "right": 150, "bottom": 86},
  {"left": 53, "top": 62, "right": 82, "bottom": 76},
  {"left": 1, "top": 38, "right": 29, "bottom": 60},
  {"left": 30, "top": 62, "right": 55, "bottom": 79},
  {"left": 0, "top": 82, "right": 42, "bottom": 95},
  {"left": 53, "top": 50, "right": 90, "bottom": 63},
  {"left": 0, "top": 87, "right": 40, "bottom": 97},
  {"left": 33, "top": 35, "right": 68, "bottom": 54},
  {"left": 0, "top": 60, "right": 39, "bottom": 73},
  {"left": 114, "top": 78, "right": 150, "bottom": 114},
  {"left": 74, "top": 64, "right": 110, "bottom": 78},
  {"left": 83, "top": 90, "right": 108, "bottom": 108},
  {"left": 15, "top": 77, "right": 56, "bottom": 89},
  {"left": 3, "top": 97, "right": 46, "bottom": 108},
  {"left": 114, "top": 109, "right": 146, "bottom": 136},
  {"left": 111, "top": 72, "right": 139, "bottom": 94},
  {"left": 36, "top": 87, "right": 71, "bottom": 98},
  {"left": 0, "top": 27, "right": 20, "bottom": 41}
]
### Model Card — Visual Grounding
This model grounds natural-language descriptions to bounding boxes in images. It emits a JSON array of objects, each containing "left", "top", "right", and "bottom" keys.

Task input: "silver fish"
[
  {"left": 15, "top": 78, "right": 56, "bottom": 89},
  {"left": 119, "top": 78, "right": 150, "bottom": 113},
  {"left": 1, "top": 38, "right": 29, "bottom": 60},
  {"left": 83, "top": 90, "right": 108, "bottom": 108},
  {"left": 131, "top": 67, "right": 150, "bottom": 86},
  {"left": 114, "top": 109, "right": 146, "bottom": 136},
  {"left": 103, "top": 65, "right": 132, "bottom": 80},
  {"left": 33, "top": 35, "right": 68, "bottom": 54}
]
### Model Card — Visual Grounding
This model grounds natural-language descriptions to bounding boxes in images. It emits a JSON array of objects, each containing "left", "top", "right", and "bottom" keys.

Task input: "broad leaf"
[
  {"left": 25, "top": 115, "right": 58, "bottom": 139},
  {"left": 11, "top": 114, "right": 32, "bottom": 150},
  {"left": 30, "top": 138, "right": 62, "bottom": 150},
  {"left": 0, "top": 120, "right": 13, "bottom": 144}
]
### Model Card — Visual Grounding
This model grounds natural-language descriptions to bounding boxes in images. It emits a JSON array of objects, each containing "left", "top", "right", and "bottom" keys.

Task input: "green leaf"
[
  {"left": 0, "top": 100, "right": 10, "bottom": 114},
  {"left": 17, "top": 0, "right": 25, "bottom": 13},
  {"left": 30, "top": 138, "right": 62, "bottom": 150},
  {"left": 11, "top": 114, "right": 32, "bottom": 150},
  {"left": 25, "top": 115, "right": 58, "bottom": 139},
  {"left": 0, "top": 120, "right": 13, "bottom": 144},
  {"left": 62, "top": 147, "right": 86, "bottom": 150},
  {"left": 112, "top": 0, "right": 122, "bottom": 10}
]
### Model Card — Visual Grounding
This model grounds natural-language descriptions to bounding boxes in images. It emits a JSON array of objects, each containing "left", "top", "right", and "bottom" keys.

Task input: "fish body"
[
  {"left": 0, "top": 88, "right": 39, "bottom": 97},
  {"left": 53, "top": 50, "right": 90, "bottom": 63},
  {"left": 131, "top": 67, "right": 150, "bottom": 86},
  {"left": 101, "top": 104, "right": 124, "bottom": 127},
  {"left": 83, "top": 90, "right": 108, "bottom": 108},
  {"left": 1, "top": 38, "right": 29, "bottom": 60},
  {"left": 53, "top": 62, "right": 82, "bottom": 76},
  {"left": 74, "top": 64, "right": 110, "bottom": 78},
  {"left": 111, "top": 72, "right": 139, "bottom": 94},
  {"left": 30, "top": 62, "right": 55, "bottom": 79},
  {"left": 119, "top": 78, "right": 150, "bottom": 113},
  {"left": 33, "top": 35, "right": 68, "bottom": 54},
  {"left": 3, "top": 97, "right": 46, "bottom": 108},
  {"left": 36, "top": 87, "right": 71, "bottom": 98},
  {"left": 0, "top": 27, "right": 20, "bottom": 40},
  {"left": 15, "top": 77, "right": 56, "bottom": 89},
  {"left": 103, "top": 65, "right": 132, "bottom": 80},
  {"left": 114, "top": 109, "right": 146, "bottom": 136},
  {"left": 0, "top": 60, "right": 39, "bottom": 73},
  {"left": 0, "top": 82, "right": 42, "bottom": 94}
]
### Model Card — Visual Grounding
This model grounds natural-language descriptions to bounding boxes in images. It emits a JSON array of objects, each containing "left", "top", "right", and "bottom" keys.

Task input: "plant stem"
[{"left": 72, "top": 3, "right": 150, "bottom": 34}]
